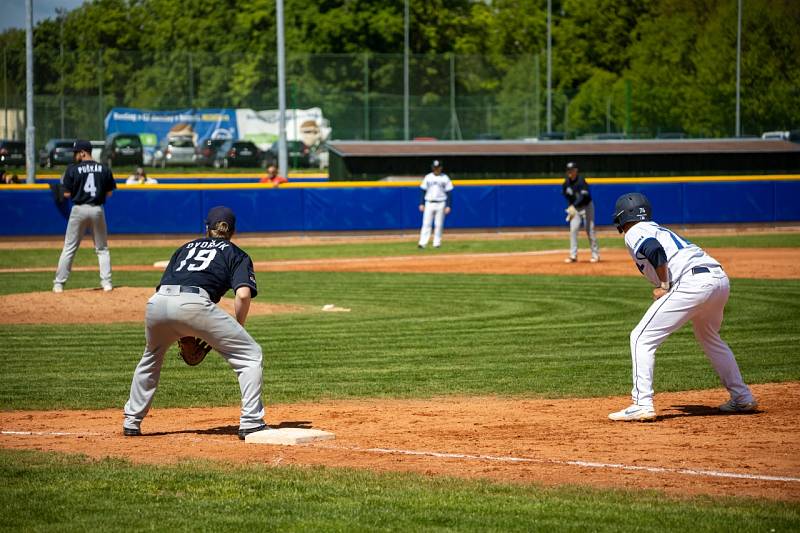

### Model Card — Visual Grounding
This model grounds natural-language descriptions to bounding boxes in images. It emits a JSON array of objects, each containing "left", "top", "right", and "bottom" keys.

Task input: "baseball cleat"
[
  {"left": 417, "top": 245, "right": 424, "bottom": 249},
  {"left": 564, "top": 256, "right": 577, "bottom": 263},
  {"left": 123, "top": 427, "right": 141, "bottom": 437},
  {"left": 590, "top": 256, "right": 600, "bottom": 263},
  {"left": 608, "top": 404, "right": 657, "bottom": 421},
  {"left": 102, "top": 283, "right": 113, "bottom": 292},
  {"left": 719, "top": 398, "right": 758, "bottom": 413},
  {"left": 52, "top": 284, "right": 64, "bottom": 293},
  {"left": 238, "top": 423, "right": 269, "bottom": 440}
]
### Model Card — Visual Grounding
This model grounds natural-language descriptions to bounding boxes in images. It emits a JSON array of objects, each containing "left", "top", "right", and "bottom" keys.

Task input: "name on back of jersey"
[
  {"left": 77, "top": 164, "right": 104, "bottom": 174},
  {"left": 187, "top": 239, "right": 230, "bottom": 251}
]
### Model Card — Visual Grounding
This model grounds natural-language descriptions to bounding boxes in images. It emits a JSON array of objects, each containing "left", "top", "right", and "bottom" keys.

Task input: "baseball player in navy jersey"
[
  {"left": 123, "top": 206, "right": 268, "bottom": 440},
  {"left": 562, "top": 162, "right": 599, "bottom": 263},
  {"left": 53, "top": 139, "right": 116, "bottom": 293},
  {"left": 608, "top": 192, "right": 757, "bottom": 421},
  {"left": 418, "top": 160, "right": 454, "bottom": 249}
]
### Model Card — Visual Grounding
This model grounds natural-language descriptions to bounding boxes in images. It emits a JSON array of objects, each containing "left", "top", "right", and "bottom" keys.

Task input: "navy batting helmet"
[{"left": 612, "top": 192, "right": 652, "bottom": 233}]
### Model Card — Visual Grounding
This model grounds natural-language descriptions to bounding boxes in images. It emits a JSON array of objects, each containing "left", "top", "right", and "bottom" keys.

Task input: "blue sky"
[{"left": 1, "top": 0, "right": 87, "bottom": 33}]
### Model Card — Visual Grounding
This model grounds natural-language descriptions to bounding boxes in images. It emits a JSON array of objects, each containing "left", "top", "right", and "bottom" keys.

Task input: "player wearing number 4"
[
  {"left": 123, "top": 206, "right": 268, "bottom": 439},
  {"left": 53, "top": 139, "right": 116, "bottom": 293},
  {"left": 608, "top": 193, "right": 757, "bottom": 422}
]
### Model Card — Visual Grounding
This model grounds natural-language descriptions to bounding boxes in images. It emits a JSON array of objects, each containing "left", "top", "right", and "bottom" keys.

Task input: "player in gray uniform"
[
  {"left": 562, "top": 162, "right": 599, "bottom": 263},
  {"left": 53, "top": 139, "right": 116, "bottom": 292},
  {"left": 123, "top": 206, "right": 268, "bottom": 440},
  {"left": 418, "top": 160, "right": 454, "bottom": 249}
]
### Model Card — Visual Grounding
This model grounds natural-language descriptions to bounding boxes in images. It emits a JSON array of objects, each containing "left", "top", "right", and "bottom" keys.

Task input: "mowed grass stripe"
[
  {"left": 1, "top": 232, "right": 798, "bottom": 269},
  {"left": 1, "top": 270, "right": 798, "bottom": 409},
  {"left": 1, "top": 450, "right": 798, "bottom": 532}
]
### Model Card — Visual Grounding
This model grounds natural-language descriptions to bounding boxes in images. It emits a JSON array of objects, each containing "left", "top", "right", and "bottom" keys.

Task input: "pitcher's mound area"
[{"left": 0, "top": 287, "right": 305, "bottom": 324}]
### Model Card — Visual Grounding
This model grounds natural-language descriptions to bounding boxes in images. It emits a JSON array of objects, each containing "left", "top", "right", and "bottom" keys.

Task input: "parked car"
[
  {"left": 761, "top": 130, "right": 790, "bottom": 141},
  {"left": 195, "top": 138, "right": 227, "bottom": 167},
  {"left": 0, "top": 140, "right": 25, "bottom": 167},
  {"left": 212, "top": 140, "right": 264, "bottom": 168},
  {"left": 152, "top": 135, "right": 196, "bottom": 167},
  {"left": 101, "top": 133, "right": 143, "bottom": 168},
  {"left": 90, "top": 140, "right": 105, "bottom": 162},
  {"left": 655, "top": 132, "right": 687, "bottom": 139},
  {"left": 536, "top": 131, "right": 566, "bottom": 141},
  {"left": 39, "top": 139, "right": 75, "bottom": 168},
  {"left": 263, "top": 140, "right": 312, "bottom": 168}
]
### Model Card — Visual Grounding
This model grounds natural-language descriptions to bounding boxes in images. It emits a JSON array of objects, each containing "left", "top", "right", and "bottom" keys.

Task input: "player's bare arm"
[
  {"left": 652, "top": 264, "right": 670, "bottom": 300},
  {"left": 234, "top": 286, "right": 252, "bottom": 325}
]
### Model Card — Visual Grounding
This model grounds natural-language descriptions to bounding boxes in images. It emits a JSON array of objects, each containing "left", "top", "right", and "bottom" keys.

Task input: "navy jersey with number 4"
[
  {"left": 159, "top": 238, "right": 258, "bottom": 303},
  {"left": 62, "top": 161, "right": 116, "bottom": 205}
]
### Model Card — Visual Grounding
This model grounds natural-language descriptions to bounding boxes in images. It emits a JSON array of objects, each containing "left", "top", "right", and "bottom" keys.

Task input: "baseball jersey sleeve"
[
  {"left": 230, "top": 253, "right": 258, "bottom": 298},
  {"left": 637, "top": 238, "right": 667, "bottom": 269},
  {"left": 61, "top": 165, "right": 76, "bottom": 192},
  {"left": 105, "top": 167, "right": 117, "bottom": 193}
]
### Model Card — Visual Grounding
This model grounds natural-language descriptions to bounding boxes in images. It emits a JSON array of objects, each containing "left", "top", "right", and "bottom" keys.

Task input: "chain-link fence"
[{"left": 1, "top": 49, "right": 648, "bottom": 148}]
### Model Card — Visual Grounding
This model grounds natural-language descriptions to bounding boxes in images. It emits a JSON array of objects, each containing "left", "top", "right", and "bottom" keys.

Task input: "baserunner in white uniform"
[
  {"left": 608, "top": 192, "right": 757, "bottom": 421},
  {"left": 418, "top": 159, "right": 454, "bottom": 249}
]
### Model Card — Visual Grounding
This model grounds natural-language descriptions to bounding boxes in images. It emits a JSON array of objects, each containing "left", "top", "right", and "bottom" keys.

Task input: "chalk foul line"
[
  {"left": 312, "top": 444, "right": 800, "bottom": 484},
  {"left": 1, "top": 430, "right": 101, "bottom": 437},
  {"left": 3, "top": 430, "right": 797, "bottom": 483}
]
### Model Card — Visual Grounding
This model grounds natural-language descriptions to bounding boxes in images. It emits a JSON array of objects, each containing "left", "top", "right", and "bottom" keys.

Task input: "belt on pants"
[
  {"left": 691, "top": 265, "right": 721, "bottom": 275},
  {"left": 180, "top": 286, "right": 201, "bottom": 294},
  {"left": 427, "top": 200, "right": 445, "bottom": 203},
  {"left": 158, "top": 284, "right": 210, "bottom": 298}
]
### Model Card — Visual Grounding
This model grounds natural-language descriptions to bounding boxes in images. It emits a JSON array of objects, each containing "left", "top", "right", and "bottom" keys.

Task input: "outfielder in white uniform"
[
  {"left": 608, "top": 192, "right": 757, "bottom": 421},
  {"left": 418, "top": 160, "right": 454, "bottom": 249}
]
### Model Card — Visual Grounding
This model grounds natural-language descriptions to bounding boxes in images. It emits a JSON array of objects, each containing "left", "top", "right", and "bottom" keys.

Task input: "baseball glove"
[
  {"left": 565, "top": 204, "right": 577, "bottom": 222},
  {"left": 176, "top": 337, "right": 212, "bottom": 366}
]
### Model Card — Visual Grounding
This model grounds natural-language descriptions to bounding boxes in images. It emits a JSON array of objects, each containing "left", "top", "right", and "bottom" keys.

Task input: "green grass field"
[{"left": 1, "top": 233, "right": 798, "bottom": 530}]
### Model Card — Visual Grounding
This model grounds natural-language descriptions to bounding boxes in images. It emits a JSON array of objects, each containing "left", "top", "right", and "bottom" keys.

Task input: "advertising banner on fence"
[{"left": 105, "top": 107, "right": 331, "bottom": 151}]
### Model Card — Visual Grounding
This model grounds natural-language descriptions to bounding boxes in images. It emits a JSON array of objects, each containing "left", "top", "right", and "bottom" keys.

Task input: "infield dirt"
[{"left": 1, "top": 383, "right": 798, "bottom": 501}]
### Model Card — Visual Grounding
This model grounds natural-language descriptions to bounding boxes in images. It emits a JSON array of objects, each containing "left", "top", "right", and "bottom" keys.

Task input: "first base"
[{"left": 245, "top": 427, "right": 335, "bottom": 445}]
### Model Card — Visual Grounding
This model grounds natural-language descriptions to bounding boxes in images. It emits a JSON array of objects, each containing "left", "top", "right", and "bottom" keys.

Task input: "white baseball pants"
[
  {"left": 629, "top": 266, "right": 754, "bottom": 407},
  {"left": 419, "top": 201, "right": 447, "bottom": 247}
]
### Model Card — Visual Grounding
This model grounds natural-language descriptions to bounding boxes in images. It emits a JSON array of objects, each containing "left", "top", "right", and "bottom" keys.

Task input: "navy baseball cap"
[
  {"left": 566, "top": 161, "right": 577, "bottom": 170},
  {"left": 73, "top": 139, "right": 92, "bottom": 154},
  {"left": 432, "top": 159, "right": 442, "bottom": 168},
  {"left": 205, "top": 206, "right": 236, "bottom": 231}
]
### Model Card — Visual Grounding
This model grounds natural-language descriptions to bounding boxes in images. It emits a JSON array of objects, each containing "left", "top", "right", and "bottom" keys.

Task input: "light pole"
[
  {"left": 546, "top": 0, "right": 552, "bottom": 133},
  {"left": 57, "top": 7, "right": 65, "bottom": 138},
  {"left": 25, "top": 0, "right": 35, "bottom": 183},
  {"left": 276, "top": 0, "right": 287, "bottom": 178},
  {"left": 735, "top": 0, "right": 742, "bottom": 137},
  {"left": 403, "top": 0, "right": 410, "bottom": 140}
]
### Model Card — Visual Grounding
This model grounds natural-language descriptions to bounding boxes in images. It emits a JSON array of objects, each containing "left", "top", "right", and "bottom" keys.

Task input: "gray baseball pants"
[
  {"left": 569, "top": 201, "right": 599, "bottom": 259},
  {"left": 54, "top": 203, "right": 112, "bottom": 287},
  {"left": 123, "top": 285, "right": 266, "bottom": 432}
]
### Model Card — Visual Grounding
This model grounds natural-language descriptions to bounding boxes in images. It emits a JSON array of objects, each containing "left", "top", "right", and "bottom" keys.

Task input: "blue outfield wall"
[{"left": 1, "top": 179, "right": 799, "bottom": 236}]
